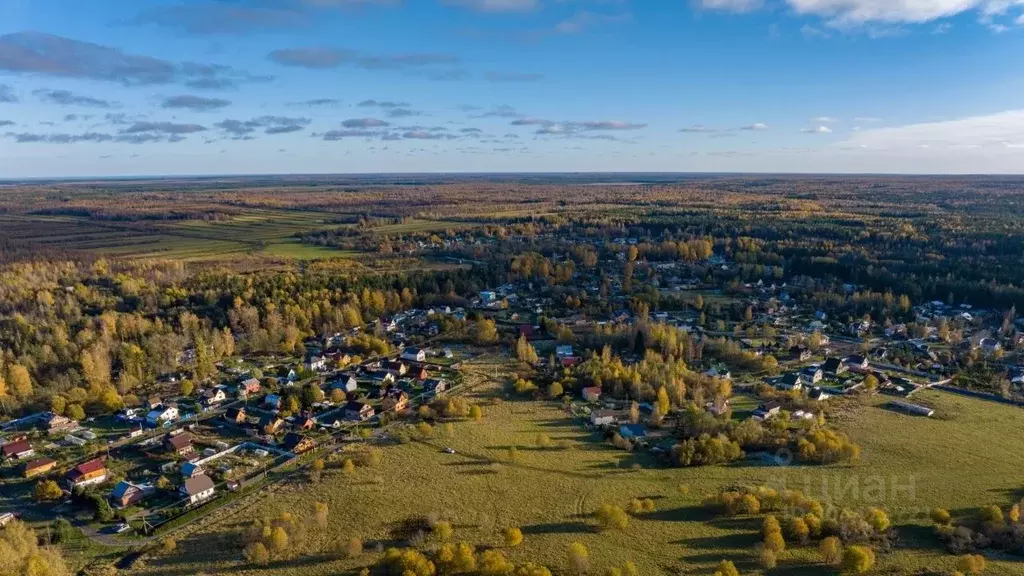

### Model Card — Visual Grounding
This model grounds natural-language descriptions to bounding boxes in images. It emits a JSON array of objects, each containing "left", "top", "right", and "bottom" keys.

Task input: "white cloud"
[
  {"left": 838, "top": 109, "right": 1024, "bottom": 149},
  {"left": 853, "top": 116, "right": 881, "bottom": 122},
  {"left": 704, "top": 0, "right": 1024, "bottom": 26},
  {"left": 801, "top": 24, "right": 832, "bottom": 37},
  {"left": 812, "top": 116, "right": 839, "bottom": 123},
  {"left": 742, "top": 123, "right": 769, "bottom": 130},
  {"left": 696, "top": 0, "right": 764, "bottom": 12},
  {"left": 802, "top": 125, "right": 833, "bottom": 133}
]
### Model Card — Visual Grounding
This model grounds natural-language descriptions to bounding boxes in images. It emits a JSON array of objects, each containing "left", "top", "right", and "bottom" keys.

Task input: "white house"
[
  {"left": 800, "top": 366, "right": 824, "bottom": 386},
  {"left": 180, "top": 474, "right": 216, "bottom": 505},
  {"left": 202, "top": 388, "right": 227, "bottom": 406},
  {"left": 704, "top": 365, "right": 732, "bottom": 380},
  {"left": 401, "top": 347, "right": 427, "bottom": 363},
  {"left": 590, "top": 410, "right": 616, "bottom": 426},
  {"left": 330, "top": 375, "right": 359, "bottom": 393},
  {"left": 305, "top": 355, "right": 328, "bottom": 372},
  {"left": 146, "top": 406, "right": 179, "bottom": 426}
]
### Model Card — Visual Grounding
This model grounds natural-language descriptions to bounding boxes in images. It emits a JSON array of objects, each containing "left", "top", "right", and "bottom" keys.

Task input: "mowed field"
[
  {"left": 0, "top": 211, "right": 456, "bottom": 262},
  {"left": 128, "top": 365, "right": 1024, "bottom": 576}
]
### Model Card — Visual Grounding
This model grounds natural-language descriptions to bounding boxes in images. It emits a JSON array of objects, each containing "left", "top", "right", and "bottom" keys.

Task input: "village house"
[
  {"left": 704, "top": 365, "right": 732, "bottom": 380},
  {"left": 800, "top": 366, "right": 824, "bottom": 386},
  {"left": 110, "top": 481, "right": 148, "bottom": 508},
  {"left": 581, "top": 386, "right": 602, "bottom": 403},
  {"left": 776, "top": 373, "right": 803, "bottom": 391},
  {"left": 822, "top": 357, "right": 848, "bottom": 376},
  {"left": 809, "top": 387, "right": 831, "bottom": 401},
  {"left": 237, "top": 378, "right": 261, "bottom": 398},
  {"left": 844, "top": 355, "right": 870, "bottom": 372},
  {"left": 752, "top": 401, "right": 782, "bottom": 421},
  {"left": 330, "top": 375, "right": 359, "bottom": 394},
  {"left": 789, "top": 346, "right": 812, "bottom": 362},
  {"left": 590, "top": 410, "right": 617, "bottom": 427},
  {"left": 707, "top": 396, "right": 730, "bottom": 417},
  {"left": 556, "top": 345, "right": 574, "bottom": 358},
  {"left": 369, "top": 371, "right": 397, "bottom": 386},
  {"left": 282, "top": 432, "right": 316, "bottom": 454},
  {"left": 424, "top": 378, "right": 448, "bottom": 397},
  {"left": 305, "top": 354, "right": 328, "bottom": 372},
  {"left": 39, "top": 412, "right": 76, "bottom": 435},
  {"left": 382, "top": 389, "right": 410, "bottom": 413},
  {"left": 164, "top": 432, "right": 195, "bottom": 456},
  {"left": 65, "top": 457, "right": 107, "bottom": 489},
  {"left": 146, "top": 405, "right": 179, "bottom": 427},
  {"left": 260, "top": 415, "right": 285, "bottom": 435},
  {"left": 23, "top": 457, "right": 57, "bottom": 478},
  {"left": 400, "top": 347, "right": 427, "bottom": 362},
  {"left": 297, "top": 416, "right": 316, "bottom": 431},
  {"left": 344, "top": 401, "right": 375, "bottom": 421},
  {"left": 381, "top": 360, "right": 409, "bottom": 376},
  {"left": 180, "top": 474, "right": 216, "bottom": 505},
  {"left": 224, "top": 407, "right": 247, "bottom": 425},
  {"left": 202, "top": 387, "right": 227, "bottom": 407},
  {"left": 412, "top": 366, "right": 430, "bottom": 381},
  {"left": 2, "top": 439, "right": 34, "bottom": 460},
  {"left": 263, "top": 394, "right": 282, "bottom": 410}
]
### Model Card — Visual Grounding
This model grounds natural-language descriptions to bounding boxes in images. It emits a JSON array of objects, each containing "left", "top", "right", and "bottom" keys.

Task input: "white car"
[
  {"left": 442, "top": 447, "right": 456, "bottom": 455},
  {"left": 113, "top": 523, "right": 131, "bottom": 534}
]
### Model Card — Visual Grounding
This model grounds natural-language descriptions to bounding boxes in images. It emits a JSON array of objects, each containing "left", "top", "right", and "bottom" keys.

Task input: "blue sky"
[{"left": 1, "top": 0, "right": 1023, "bottom": 176}]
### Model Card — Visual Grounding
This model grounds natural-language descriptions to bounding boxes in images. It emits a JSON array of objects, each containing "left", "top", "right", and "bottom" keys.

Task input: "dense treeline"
[{"left": 0, "top": 257, "right": 499, "bottom": 416}]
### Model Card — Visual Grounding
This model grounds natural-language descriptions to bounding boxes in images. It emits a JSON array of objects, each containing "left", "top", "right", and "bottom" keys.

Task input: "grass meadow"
[{"left": 125, "top": 362, "right": 1024, "bottom": 576}]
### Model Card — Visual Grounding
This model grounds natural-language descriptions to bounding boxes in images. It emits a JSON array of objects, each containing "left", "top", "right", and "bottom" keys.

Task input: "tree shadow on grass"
[
  {"left": 768, "top": 563, "right": 840, "bottom": 576},
  {"left": 459, "top": 469, "right": 500, "bottom": 476},
  {"left": 520, "top": 521, "right": 594, "bottom": 535},
  {"left": 679, "top": 554, "right": 759, "bottom": 574},
  {"left": 895, "top": 522, "right": 943, "bottom": 550},
  {"left": 644, "top": 505, "right": 716, "bottom": 523},
  {"left": 681, "top": 531, "right": 760, "bottom": 550},
  {"left": 708, "top": 516, "right": 761, "bottom": 531}
]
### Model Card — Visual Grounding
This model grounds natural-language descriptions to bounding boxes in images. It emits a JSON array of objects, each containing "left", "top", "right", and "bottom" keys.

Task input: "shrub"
[
  {"left": 244, "top": 542, "right": 270, "bottom": 565},
  {"left": 841, "top": 545, "right": 875, "bottom": 574},
  {"left": 504, "top": 527, "right": 523, "bottom": 547},
  {"left": 763, "top": 530, "right": 785, "bottom": 553},
  {"left": 712, "top": 560, "right": 739, "bottom": 576},
  {"left": 931, "top": 508, "right": 953, "bottom": 525},
  {"left": 567, "top": 542, "right": 589, "bottom": 575},
  {"left": 758, "top": 545, "right": 777, "bottom": 569},
  {"left": 594, "top": 504, "right": 629, "bottom": 531},
  {"left": 346, "top": 537, "right": 362, "bottom": 558},
  {"left": 380, "top": 548, "right": 436, "bottom": 576},
  {"left": 979, "top": 506, "right": 1004, "bottom": 528},
  {"left": 161, "top": 537, "right": 177, "bottom": 554},
  {"left": 783, "top": 515, "right": 810, "bottom": 544},
  {"left": 762, "top": 515, "right": 782, "bottom": 537},
  {"left": 866, "top": 507, "right": 890, "bottom": 533},
  {"left": 957, "top": 554, "right": 986, "bottom": 575},
  {"left": 434, "top": 521, "right": 453, "bottom": 542},
  {"left": 820, "top": 536, "right": 842, "bottom": 565},
  {"left": 479, "top": 550, "right": 515, "bottom": 576}
]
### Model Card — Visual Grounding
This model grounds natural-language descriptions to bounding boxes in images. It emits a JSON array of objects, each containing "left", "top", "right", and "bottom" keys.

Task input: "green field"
[
  {"left": 126, "top": 368, "right": 1024, "bottom": 576},
  {"left": 0, "top": 210, "right": 390, "bottom": 262}
]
